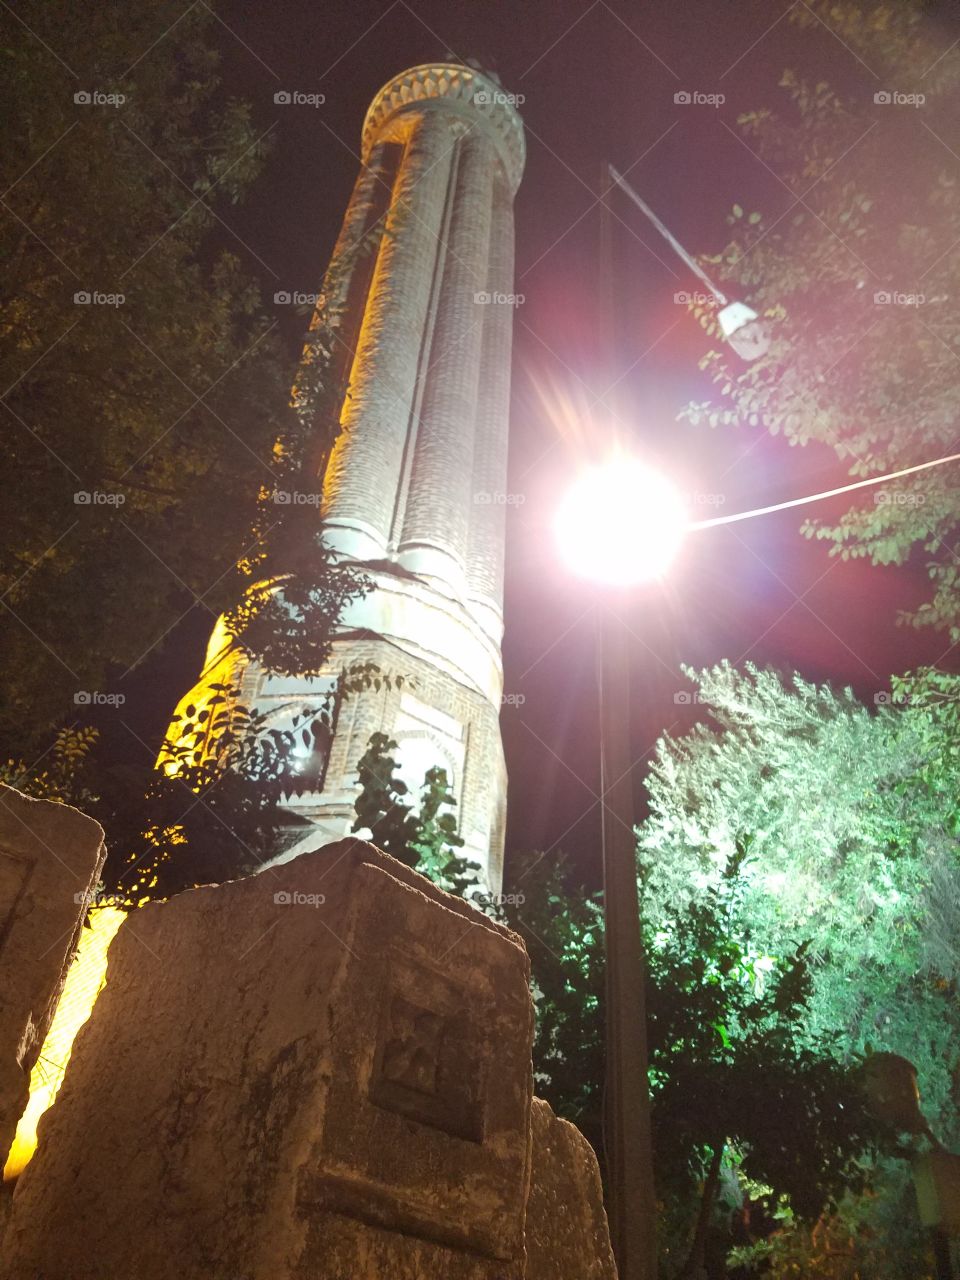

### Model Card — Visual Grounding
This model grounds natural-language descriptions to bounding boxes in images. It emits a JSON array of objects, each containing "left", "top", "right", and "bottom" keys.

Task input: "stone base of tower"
[
  {"left": 166, "top": 567, "right": 509, "bottom": 891},
  {"left": 256, "top": 630, "right": 507, "bottom": 891}
]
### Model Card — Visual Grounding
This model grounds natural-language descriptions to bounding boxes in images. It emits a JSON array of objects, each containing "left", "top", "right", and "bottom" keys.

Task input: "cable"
[{"left": 688, "top": 450, "right": 960, "bottom": 531}]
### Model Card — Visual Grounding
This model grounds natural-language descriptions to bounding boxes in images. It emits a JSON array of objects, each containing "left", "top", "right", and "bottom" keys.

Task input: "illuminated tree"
[
  {"left": 686, "top": 0, "right": 960, "bottom": 637},
  {"left": 639, "top": 661, "right": 960, "bottom": 1272}
]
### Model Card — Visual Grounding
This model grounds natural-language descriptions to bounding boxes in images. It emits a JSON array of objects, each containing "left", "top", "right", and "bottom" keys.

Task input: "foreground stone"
[
  {"left": 0, "top": 785, "right": 105, "bottom": 1173},
  {"left": 2, "top": 839, "right": 536, "bottom": 1278},
  {"left": 526, "top": 1098, "right": 618, "bottom": 1279}
]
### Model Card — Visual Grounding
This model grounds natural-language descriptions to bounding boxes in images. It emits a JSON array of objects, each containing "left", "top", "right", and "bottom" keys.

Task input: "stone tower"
[{"left": 169, "top": 65, "right": 525, "bottom": 888}]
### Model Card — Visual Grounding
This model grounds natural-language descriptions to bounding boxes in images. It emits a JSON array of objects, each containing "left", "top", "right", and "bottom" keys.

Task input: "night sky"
[{"left": 125, "top": 0, "right": 960, "bottom": 878}]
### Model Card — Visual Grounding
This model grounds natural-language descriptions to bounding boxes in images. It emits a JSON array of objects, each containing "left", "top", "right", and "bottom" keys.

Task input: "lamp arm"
[{"left": 607, "top": 164, "right": 729, "bottom": 305}]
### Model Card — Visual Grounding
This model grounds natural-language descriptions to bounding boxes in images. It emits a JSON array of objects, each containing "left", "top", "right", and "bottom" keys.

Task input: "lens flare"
[{"left": 555, "top": 457, "right": 687, "bottom": 585}]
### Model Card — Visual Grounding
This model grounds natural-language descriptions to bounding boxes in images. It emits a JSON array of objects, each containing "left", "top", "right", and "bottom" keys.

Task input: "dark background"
[{"left": 122, "top": 0, "right": 960, "bottom": 879}]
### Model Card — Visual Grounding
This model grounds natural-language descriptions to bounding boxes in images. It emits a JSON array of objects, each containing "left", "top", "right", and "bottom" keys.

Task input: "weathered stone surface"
[
  {"left": 1, "top": 839, "right": 534, "bottom": 1279},
  {"left": 0, "top": 784, "right": 105, "bottom": 1169},
  {"left": 525, "top": 1097, "right": 618, "bottom": 1280}
]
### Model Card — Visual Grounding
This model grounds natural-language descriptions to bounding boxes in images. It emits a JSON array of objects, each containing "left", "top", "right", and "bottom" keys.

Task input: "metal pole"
[
  {"left": 598, "top": 594, "right": 659, "bottom": 1280},
  {"left": 597, "top": 164, "right": 658, "bottom": 1277}
]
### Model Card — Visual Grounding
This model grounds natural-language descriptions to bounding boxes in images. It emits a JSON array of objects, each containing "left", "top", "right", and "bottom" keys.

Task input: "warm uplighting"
[
  {"left": 3, "top": 906, "right": 124, "bottom": 1181},
  {"left": 555, "top": 455, "right": 687, "bottom": 586}
]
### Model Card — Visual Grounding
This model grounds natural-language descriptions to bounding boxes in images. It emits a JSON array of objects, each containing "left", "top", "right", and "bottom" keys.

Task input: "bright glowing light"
[
  {"left": 555, "top": 456, "right": 687, "bottom": 585},
  {"left": 3, "top": 906, "right": 125, "bottom": 1181}
]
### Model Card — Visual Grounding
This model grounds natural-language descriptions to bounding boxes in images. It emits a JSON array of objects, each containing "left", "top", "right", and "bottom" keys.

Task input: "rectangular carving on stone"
[
  {"left": 0, "top": 845, "right": 35, "bottom": 958},
  {"left": 369, "top": 979, "right": 486, "bottom": 1143}
]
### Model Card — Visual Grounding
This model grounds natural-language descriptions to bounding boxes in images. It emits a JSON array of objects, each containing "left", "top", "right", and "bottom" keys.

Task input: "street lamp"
[
  {"left": 556, "top": 454, "right": 686, "bottom": 1280},
  {"left": 607, "top": 165, "right": 771, "bottom": 363},
  {"left": 555, "top": 455, "right": 686, "bottom": 586}
]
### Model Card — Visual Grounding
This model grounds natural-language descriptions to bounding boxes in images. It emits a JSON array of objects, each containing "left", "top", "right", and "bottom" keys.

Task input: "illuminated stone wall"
[
  {"left": 169, "top": 65, "right": 524, "bottom": 888},
  {"left": 0, "top": 786, "right": 105, "bottom": 1180}
]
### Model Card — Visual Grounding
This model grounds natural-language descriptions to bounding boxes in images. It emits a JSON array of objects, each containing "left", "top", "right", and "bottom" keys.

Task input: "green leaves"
[
  {"left": 0, "top": 1, "right": 292, "bottom": 742},
  {"left": 640, "top": 659, "right": 960, "bottom": 1268},
  {"left": 350, "top": 732, "right": 479, "bottom": 895},
  {"left": 684, "top": 0, "right": 960, "bottom": 639}
]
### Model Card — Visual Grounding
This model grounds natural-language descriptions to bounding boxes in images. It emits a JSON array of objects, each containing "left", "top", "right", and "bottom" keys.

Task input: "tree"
[
  {"left": 638, "top": 661, "right": 960, "bottom": 1273},
  {"left": 351, "top": 732, "right": 480, "bottom": 896},
  {"left": 1, "top": 676, "right": 335, "bottom": 896},
  {"left": 501, "top": 850, "right": 606, "bottom": 1148},
  {"left": 684, "top": 0, "right": 960, "bottom": 636},
  {"left": 645, "top": 844, "right": 884, "bottom": 1278},
  {"left": 0, "top": 0, "right": 366, "bottom": 747}
]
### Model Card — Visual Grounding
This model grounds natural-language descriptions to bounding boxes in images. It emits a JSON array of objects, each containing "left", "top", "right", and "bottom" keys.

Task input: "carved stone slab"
[
  {"left": 0, "top": 785, "right": 104, "bottom": 1172},
  {"left": 1, "top": 839, "right": 533, "bottom": 1279}
]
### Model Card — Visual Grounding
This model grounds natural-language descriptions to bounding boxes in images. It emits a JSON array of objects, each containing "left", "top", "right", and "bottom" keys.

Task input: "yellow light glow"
[
  {"left": 3, "top": 905, "right": 125, "bottom": 1181},
  {"left": 555, "top": 456, "right": 687, "bottom": 585}
]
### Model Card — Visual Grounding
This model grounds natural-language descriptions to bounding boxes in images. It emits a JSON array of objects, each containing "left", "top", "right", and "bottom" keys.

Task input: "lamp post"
[
  {"left": 555, "top": 458, "right": 686, "bottom": 1280},
  {"left": 597, "top": 586, "right": 657, "bottom": 1280}
]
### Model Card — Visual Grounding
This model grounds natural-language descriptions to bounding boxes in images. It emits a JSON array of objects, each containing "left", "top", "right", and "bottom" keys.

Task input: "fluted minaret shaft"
[
  {"left": 398, "top": 131, "right": 495, "bottom": 589},
  {"left": 466, "top": 174, "right": 516, "bottom": 631},
  {"left": 323, "top": 116, "right": 456, "bottom": 560},
  {"left": 167, "top": 65, "right": 525, "bottom": 889}
]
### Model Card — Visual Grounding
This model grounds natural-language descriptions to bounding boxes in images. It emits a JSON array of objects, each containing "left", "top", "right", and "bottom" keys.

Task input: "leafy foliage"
[
  {"left": 500, "top": 851, "right": 606, "bottom": 1147},
  {"left": 646, "top": 844, "right": 884, "bottom": 1275},
  {"left": 639, "top": 661, "right": 960, "bottom": 1272},
  {"left": 0, "top": 1, "right": 285, "bottom": 741},
  {"left": 683, "top": 0, "right": 960, "bottom": 636},
  {"left": 0, "top": 0, "right": 371, "bottom": 750},
  {"left": 0, "top": 725, "right": 100, "bottom": 807},
  {"left": 351, "top": 732, "right": 480, "bottom": 896}
]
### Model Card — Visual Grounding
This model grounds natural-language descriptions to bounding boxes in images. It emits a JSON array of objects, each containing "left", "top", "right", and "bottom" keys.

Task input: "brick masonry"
[{"left": 168, "top": 65, "right": 524, "bottom": 890}]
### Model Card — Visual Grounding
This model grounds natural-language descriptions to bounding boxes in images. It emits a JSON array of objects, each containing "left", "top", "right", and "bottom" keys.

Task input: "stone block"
[
  {"left": 1, "top": 839, "right": 533, "bottom": 1279},
  {"left": 525, "top": 1098, "right": 618, "bottom": 1280},
  {"left": 0, "top": 784, "right": 105, "bottom": 1169}
]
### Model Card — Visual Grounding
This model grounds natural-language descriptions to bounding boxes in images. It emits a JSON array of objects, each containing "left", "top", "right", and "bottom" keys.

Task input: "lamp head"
[{"left": 555, "top": 456, "right": 686, "bottom": 587}]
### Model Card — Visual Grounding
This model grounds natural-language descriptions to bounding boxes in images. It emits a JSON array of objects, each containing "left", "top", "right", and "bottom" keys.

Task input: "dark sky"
[{"left": 129, "top": 0, "right": 960, "bottom": 878}]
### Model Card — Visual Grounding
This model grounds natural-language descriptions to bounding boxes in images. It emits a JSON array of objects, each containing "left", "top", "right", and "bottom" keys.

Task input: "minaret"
[{"left": 169, "top": 65, "right": 525, "bottom": 888}]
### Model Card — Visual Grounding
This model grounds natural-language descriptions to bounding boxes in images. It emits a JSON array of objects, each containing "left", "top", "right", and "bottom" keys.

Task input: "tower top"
[{"left": 362, "top": 63, "right": 526, "bottom": 195}]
